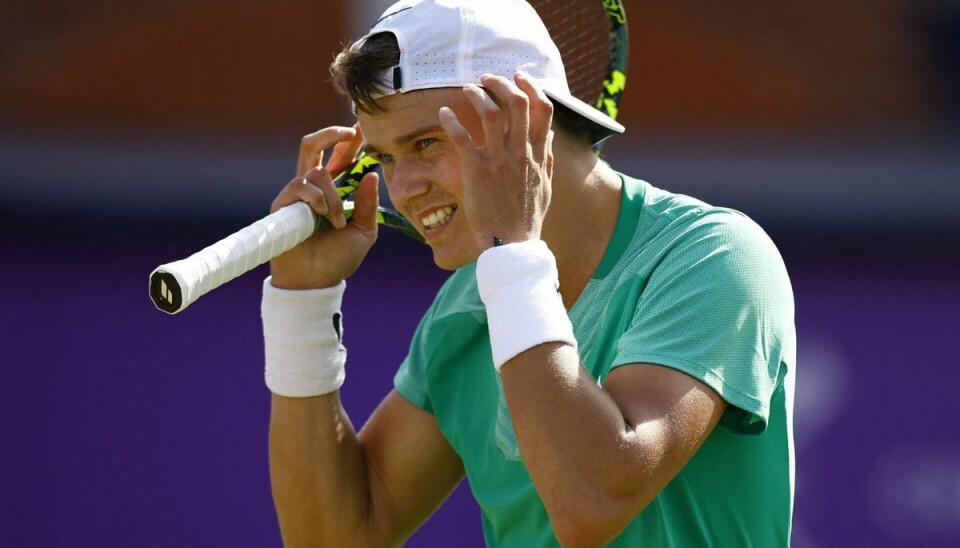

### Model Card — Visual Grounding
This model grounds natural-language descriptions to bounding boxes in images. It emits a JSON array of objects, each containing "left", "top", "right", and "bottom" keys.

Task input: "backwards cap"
[{"left": 354, "top": 0, "right": 625, "bottom": 144}]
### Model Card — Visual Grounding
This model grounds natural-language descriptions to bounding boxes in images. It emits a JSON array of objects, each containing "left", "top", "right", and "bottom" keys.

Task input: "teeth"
[{"left": 421, "top": 206, "right": 455, "bottom": 229}]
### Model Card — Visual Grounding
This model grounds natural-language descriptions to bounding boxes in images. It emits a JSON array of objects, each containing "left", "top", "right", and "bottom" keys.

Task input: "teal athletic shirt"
[{"left": 395, "top": 174, "right": 796, "bottom": 547}]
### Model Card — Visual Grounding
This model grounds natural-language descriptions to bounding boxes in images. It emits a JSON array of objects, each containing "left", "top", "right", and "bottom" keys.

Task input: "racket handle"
[{"left": 149, "top": 202, "right": 318, "bottom": 314}]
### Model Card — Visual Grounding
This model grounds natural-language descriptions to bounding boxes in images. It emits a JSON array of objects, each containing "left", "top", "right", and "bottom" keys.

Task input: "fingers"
[
  {"left": 271, "top": 171, "right": 326, "bottom": 215},
  {"left": 304, "top": 167, "right": 348, "bottom": 228},
  {"left": 297, "top": 126, "right": 357, "bottom": 177},
  {"left": 438, "top": 106, "right": 476, "bottom": 163},
  {"left": 272, "top": 167, "right": 381, "bottom": 233},
  {"left": 478, "top": 74, "right": 530, "bottom": 155},
  {"left": 270, "top": 168, "right": 344, "bottom": 228},
  {"left": 513, "top": 71, "right": 554, "bottom": 164},
  {"left": 286, "top": 124, "right": 370, "bottom": 230},
  {"left": 543, "top": 128, "right": 555, "bottom": 181},
  {"left": 451, "top": 73, "right": 550, "bottom": 163},
  {"left": 326, "top": 122, "right": 364, "bottom": 177},
  {"left": 461, "top": 83, "right": 507, "bottom": 157}
]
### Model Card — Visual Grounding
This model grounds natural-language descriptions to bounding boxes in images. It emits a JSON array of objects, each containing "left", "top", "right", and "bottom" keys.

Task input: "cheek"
[
  {"left": 431, "top": 151, "right": 464, "bottom": 198},
  {"left": 382, "top": 174, "right": 408, "bottom": 215}
]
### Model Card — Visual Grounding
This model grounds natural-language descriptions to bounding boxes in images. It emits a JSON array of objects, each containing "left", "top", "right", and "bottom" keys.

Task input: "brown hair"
[
  {"left": 329, "top": 32, "right": 593, "bottom": 144},
  {"left": 329, "top": 33, "right": 399, "bottom": 115}
]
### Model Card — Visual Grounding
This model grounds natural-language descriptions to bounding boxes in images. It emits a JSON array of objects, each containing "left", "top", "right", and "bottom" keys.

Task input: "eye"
[
  {"left": 372, "top": 152, "right": 394, "bottom": 165},
  {"left": 417, "top": 138, "right": 437, "bottom": 150}
]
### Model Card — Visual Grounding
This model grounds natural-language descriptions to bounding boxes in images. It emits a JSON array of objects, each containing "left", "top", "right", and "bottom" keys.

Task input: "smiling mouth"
[{"left": 420, "top": 206, "right": 456, "bottom": 229}]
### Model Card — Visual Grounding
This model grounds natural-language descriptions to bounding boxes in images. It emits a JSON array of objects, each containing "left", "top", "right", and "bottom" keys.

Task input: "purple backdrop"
[{"left": 2, "top": 219, "right": 959, "bottom": 547}]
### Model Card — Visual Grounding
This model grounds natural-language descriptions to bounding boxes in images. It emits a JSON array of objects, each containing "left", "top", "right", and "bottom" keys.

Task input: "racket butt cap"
[{"left": 150, "top": 270, "right": 185, "bottom": 314}]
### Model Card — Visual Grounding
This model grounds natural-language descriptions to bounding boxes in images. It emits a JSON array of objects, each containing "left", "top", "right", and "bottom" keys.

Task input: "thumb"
[{"left": 350, "top": 172, "right": 380, "bottom": 234}]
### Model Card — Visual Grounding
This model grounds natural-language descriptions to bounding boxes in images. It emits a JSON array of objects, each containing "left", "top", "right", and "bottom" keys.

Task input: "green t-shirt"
[{"left": 395, "top": 175, "right": 796, "bottom": 547}]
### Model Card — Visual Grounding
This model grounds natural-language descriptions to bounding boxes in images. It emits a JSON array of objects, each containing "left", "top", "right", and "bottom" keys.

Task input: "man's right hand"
[{"left": 269, "top": 125, "right": 380, "bottom": 289}]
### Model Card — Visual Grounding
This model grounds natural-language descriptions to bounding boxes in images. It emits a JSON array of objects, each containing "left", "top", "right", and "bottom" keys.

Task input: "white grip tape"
[
  {"left": 262, "top": 278, "right": 347, "bottom": 397},
  {"left": 476, "top": 240, "right": 577, "bottom": 371},
  {"left": 151, "top": 202, "right": 317, "bottom": 314}
]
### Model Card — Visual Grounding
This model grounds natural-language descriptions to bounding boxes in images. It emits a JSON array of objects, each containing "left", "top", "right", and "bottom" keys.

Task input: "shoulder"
[
  {"left": 622, "top": 178, "right": 789, "bottom": 288},
  {"left": 615, "top": 174, "right": 776, "bottom": 252},
  {"left": 641, "top": 180, "right": 765, "bottom": 241},
  {"left": 611, "top": 177, "right": 795, "bottom": 352}
]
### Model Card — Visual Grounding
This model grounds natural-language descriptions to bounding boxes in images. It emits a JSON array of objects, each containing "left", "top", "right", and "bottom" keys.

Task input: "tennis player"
[{"left": 262, "top": 0, "right": 796, "bottom": 546}]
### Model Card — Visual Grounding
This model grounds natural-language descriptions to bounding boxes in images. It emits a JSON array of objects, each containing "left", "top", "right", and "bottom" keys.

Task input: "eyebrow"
[{"left": 362, "top": 123, "right": 444, "bottom": 155}]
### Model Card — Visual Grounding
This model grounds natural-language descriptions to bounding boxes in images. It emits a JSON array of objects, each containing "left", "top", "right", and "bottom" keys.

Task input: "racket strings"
[{"left": 531, "top": 0, "right": 611, "bottom": 103}]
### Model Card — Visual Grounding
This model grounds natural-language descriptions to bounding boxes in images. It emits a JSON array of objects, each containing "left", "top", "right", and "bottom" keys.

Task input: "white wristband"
[
  {"left": 261, "top": 277, "right": 347, "bottom": 397},
  {"left": 476, "top": 240, "right": 577, "bottom": 371}
]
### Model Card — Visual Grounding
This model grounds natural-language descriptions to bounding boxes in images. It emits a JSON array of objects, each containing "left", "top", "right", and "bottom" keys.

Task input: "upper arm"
[
  {"left": 358, "top": 389, "right": 465, "bottom": 543},
  {"left": 603, "top": 362, "right": 727, "bottom": 505}
]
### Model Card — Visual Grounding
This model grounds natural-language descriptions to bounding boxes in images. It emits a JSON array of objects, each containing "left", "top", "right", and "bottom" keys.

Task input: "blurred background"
[{"left": 2, "top": 1, "right": 958, "bottom": 546}]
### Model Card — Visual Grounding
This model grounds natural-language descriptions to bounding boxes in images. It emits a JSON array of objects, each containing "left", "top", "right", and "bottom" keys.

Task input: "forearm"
[
  {"left": 262, "top": 278, "right": 388, "bottom": 546},
  {"left": 269, "top": 392, "right": 383, "bottom": 547}
]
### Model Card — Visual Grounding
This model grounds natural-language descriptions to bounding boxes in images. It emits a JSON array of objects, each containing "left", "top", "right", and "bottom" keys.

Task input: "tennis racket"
[{"left": 149, "top": 0, "right": 628, "bottom": 314}]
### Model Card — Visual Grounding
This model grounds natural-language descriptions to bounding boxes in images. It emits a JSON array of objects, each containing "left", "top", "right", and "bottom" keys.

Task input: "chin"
[
  {"left": 431, "top": 253, "right": 468, "bottom": 271},
  {"left": 430, "top": 244, "right": 478, "bottom": 271}
]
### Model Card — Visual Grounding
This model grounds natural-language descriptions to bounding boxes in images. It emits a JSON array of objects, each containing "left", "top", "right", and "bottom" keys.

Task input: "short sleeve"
[
  {"left": 393, "top": 266, "right": 488, "bottom": 415},
  {"left": 394, "top": 308, "right": 435, "bottom": 414},
  {"left": 612, "top": 211, "right": 795, "bottom": 434}
]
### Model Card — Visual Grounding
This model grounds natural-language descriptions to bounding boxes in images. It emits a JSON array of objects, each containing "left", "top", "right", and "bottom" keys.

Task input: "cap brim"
[{"left": 543, "top": 88, "right": 625, "bottom": 145}]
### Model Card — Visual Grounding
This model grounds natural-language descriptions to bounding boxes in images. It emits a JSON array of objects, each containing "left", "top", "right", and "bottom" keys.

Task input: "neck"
[{"left": 541, "top": 137, "right": 622, "bottom": 309}]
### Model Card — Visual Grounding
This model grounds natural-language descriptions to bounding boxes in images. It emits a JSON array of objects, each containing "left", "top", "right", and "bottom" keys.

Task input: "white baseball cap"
[{"left": 354, "top": 0, "right": 625, "bottom": 144}]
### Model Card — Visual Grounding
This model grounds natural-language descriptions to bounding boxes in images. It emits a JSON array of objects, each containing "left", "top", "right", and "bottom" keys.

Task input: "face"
[{"left": 358, "top": 88, "right": 485, "bottom": 270}]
